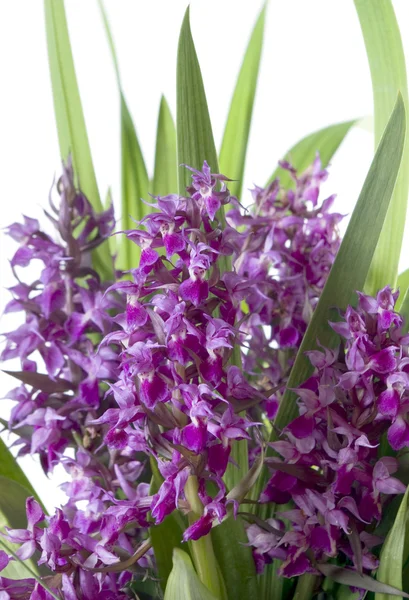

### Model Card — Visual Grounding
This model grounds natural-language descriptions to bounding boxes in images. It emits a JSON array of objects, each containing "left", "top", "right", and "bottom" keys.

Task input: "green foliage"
[
  {"left": 219, "top": 4, "right": 266, "bottom": 199},
  {"left": 0, "top": 438, "right": 45, "bottom": 510},
  {"left": 176, "top": 7, "right": 219, "bottom": 198},
  {"left": 152, "top": 96, "right": 178, "bottom": 196},
  {"left": 355, "top": 0, "right": 409, "bottom": 294},
  {"left": 267, "top": 120, "right": 356, "bottom": 188},
  {"left": 211, "top": 517, "right": 257, "bottom": 600},
  {"left": 375, "top": 487, "right": 409, "bottom": 599},
  {"left": 98, "top": 0, "right": 149, "bottom": 271},
  {"left": 44, "top": 0, "right": 113, "bottom": 280},
  {"left": 164, "top": 549, "right": 220, "bottom": 600},
  {"left": 275, "top": 94, "right": 405, "bottom": 431},
  {"left": 0, "top": 476, "right": 39, "bottom": 578}
]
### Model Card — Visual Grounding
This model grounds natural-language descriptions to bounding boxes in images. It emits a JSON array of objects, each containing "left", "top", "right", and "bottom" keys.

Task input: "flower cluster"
[
  {"left": 0, "top": 161, "right": 154, "bottom": 597},
  {"left": 227, "top": 156, "right": 342, "bottom": 416},
  {"left": 250, "top": 286, "right": 409, "bottom": 577},
  {"left": 96, "top": 162, "right": 263, "bottom": 540},
  {"left": 0, "top": 158, "right": 373, "bottom": 599},
  {"left": 1, "top": 159, "right": 121, "bottom": 471}
]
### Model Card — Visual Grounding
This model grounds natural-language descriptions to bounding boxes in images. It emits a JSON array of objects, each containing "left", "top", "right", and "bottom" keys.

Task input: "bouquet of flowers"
[{"left": 1, "top": 1, "right": 409, "bottom": 599}]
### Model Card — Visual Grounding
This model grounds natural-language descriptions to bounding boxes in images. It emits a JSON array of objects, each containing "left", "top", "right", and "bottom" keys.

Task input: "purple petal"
[{"left": 179, "top": 278, "right": 208, "bottom": 306}]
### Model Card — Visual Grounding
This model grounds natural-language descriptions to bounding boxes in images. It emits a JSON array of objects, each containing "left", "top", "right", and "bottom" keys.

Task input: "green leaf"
[
  {"left": 355, "top": 0, "right": 409, "bottom": 294},
  {"left": 164, "top": 548, "right": 218, "bottom": 600},
  {"left": 176, "top": 7, "right": 219, "bottom": 197},
  {"left": 104, "top": 187, "right": 118, "bottom": 256},
  {"left": 318, "top": 564, "right": 409, "bottom": 598},
  {"left": 375, "top": 486, "right": 409, "bottom": 600},
  {"left": 0, "top": 438, "right": 45, "bottom": 511},
  {"left": 253, "top": 95, "right": 406, "bottom": 518},
  {"left": 118, "top": 95, "right": 150, "bottom": 271},
  {"left": 211, "top": 516, "right": 257, "bottom": 600},
  {"left": 0, "top": 476, "right": 39, "bottom": 578},
  {"left": 44, "top": 0, "right": 113, "bottom": 280},
  {"left": 396, "top": 269, "right": 409, "bottom": 311},
  {"left": 275, "top": 93, "right": 405, "bottom": 432},
  {"left": 219, "top": 4, "right": 266, "bottom": 199},
  {"left": 153, "top": 96, "right": 178, "bottom": 196},
  {"left": 149, "top": 458, "right": 187, "bottom": 592},
  {"left": 98, "top": 0, "right": 149, "bottom": 272},
  {"left": 267, "top": 120, "right": 356, "bottom": 188}
]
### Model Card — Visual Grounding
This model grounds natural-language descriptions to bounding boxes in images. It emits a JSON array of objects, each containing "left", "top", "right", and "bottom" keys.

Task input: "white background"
[{"left": 0, "top": 0, "right": 408, "bottom": 512}]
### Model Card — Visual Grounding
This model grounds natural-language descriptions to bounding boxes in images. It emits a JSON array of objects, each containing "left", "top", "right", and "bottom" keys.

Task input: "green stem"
[{"left": 184, "top": 476, "right": 226, "bottom": 599}]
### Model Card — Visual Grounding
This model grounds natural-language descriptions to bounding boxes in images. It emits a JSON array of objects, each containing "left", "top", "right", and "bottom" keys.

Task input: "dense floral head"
[{"left": 252, "top": 286, "right": 409, "bottom": 577}]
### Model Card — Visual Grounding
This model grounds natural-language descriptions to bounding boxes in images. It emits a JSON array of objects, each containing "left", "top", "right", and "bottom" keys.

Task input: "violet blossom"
[{"left": 250, "top": 286, "right": 409, "bottom": 577}]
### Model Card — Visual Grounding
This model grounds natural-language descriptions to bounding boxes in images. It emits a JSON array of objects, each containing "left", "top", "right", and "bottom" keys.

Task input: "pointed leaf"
[
  {"left": 396, "top": 268, "right": 409, "bottom": 311},
  {"left": 318, "top": 564, "right": 409, "bottom": 598},
  {"left": 153, "top": 96, "right": 177, "bottom": 196},
  {"left": 44, "top": 0, "right": 113, "bottom": 280},
  {"left": 374, "top": 485, "right": 409, "bottom": 600},
  {"left": 176, "top": 7, "right": 219, "bottom": 196},
  {"left": 3, "top": 370, "right": 73, "bottom": 393},
  {"left": 0, "top": 476, "right": 39, "bottom": 577},
  {"left": 118, "top": 95, "right": 150, "bottom": 270},
  {"left": 355, "top": 0, "right": 409, "bottom": 293},
  {"left": 252, "top": 95, "right": 406, "bottom": 511},
  {"left": 219, "top": 4, "right": 266, "bottom": 199},
  {"left": 98, "top": 0, "right": 149, "bottom": 271},
  {"left": 211, "top": 516, "right": 257, "bottom": 600},
  {"left": 0, "top": 439, "right": 45, "bottom": 511},
  {"left": 267, "top": 120, "right": 356, "bottom": 188},
  {"left": 164, "top": 548, "right": 218, "bottom": 600},
  {"left": 275, "top": 94, "right": 405, "bottom": 431}
]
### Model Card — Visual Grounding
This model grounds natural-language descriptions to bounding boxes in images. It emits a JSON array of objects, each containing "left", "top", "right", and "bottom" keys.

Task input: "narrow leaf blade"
[
  {"left": 211, "top": 516, "right": 257, "bottom": 600},
  {"left": 118, "top": 95, "right": 149, "bottom": 271},
  {"left": 219, "top": 5, "right": 266, "bottom": 198},
  {"left": 374, "top": 484, "right": 409, "bottom": 599},
  {"left": 267, "top": 120, "right": 356, "bottom": 188},
  {"left": 253, "top": 95, "right": 406, "bottom": 512},
  {"left": 355, "top": 0, "right": 409, "bottom": 293},
  {"left": 176, "top": 7, "right": 219, "bottom": 195},
  {"left": 396, "top": 268, "right": 409, "bottom": 311},
  {"left": 44, "top": 0, "right": 113, "bottom": 279},
  {"left": 98, "top": 1, "right": 149, "bottom": 271},
  {"left": 164, "top": 548, "right": 218, "bottom": 600},
  {"left": 0, "top": 476, "right": 40, "bottom": 577},
  {"left": 318, "top": 563, "right": 409, "bottom": 598},
  {"left": 275, "top": 94, "right": 405, "bottom": 431},
  {"left": 152, "top": 96, "right": 177, "bottom": 196},
  {"left": 0, "top": 439, "right": 45, "bottom": 510}
]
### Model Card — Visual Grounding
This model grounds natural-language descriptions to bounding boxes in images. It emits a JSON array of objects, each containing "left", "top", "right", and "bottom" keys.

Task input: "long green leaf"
[
  {"left": 355, "top": 0, "right": 409, "bottom": 294},
  {"left": 176, "top": 7, "right": 219, "bottom": 196},
  {"left": 253, "top": 95, "right": 405, "bottom": 526},
  {"left": 267, "top": 120, "right": 356, "bottom": 188},
  {"left": 164, "top": 549, "right": 218, "bottom": 600},
  {"left": 375, "top": 486, "right": 409, "bottom": 600},
  {"left": 396, "top": 268, "right": 409, "bottom": 311},
  {"left": 98, "top": 0, "right": 149, "bottom": 271},
  {"left": 44, "top": 0, "right": 113, "bottom": 280},
  {"left": 219, "top": 4, "right": 266, "bottom": 199},
  {"left": 0, "top": 438, "right": 45, "bottom": 511},
  {"left": 0, "top": 476, "right": 39, "bottom": 578},
  {"left": 275, "top": 93, "right": 405, "bottom": 431},
  {"left": 152, "top": 96, "right": 177, "bottom": 196},
  {"left": 211, "top": 517, "right": 257, "bottom": 600}
]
